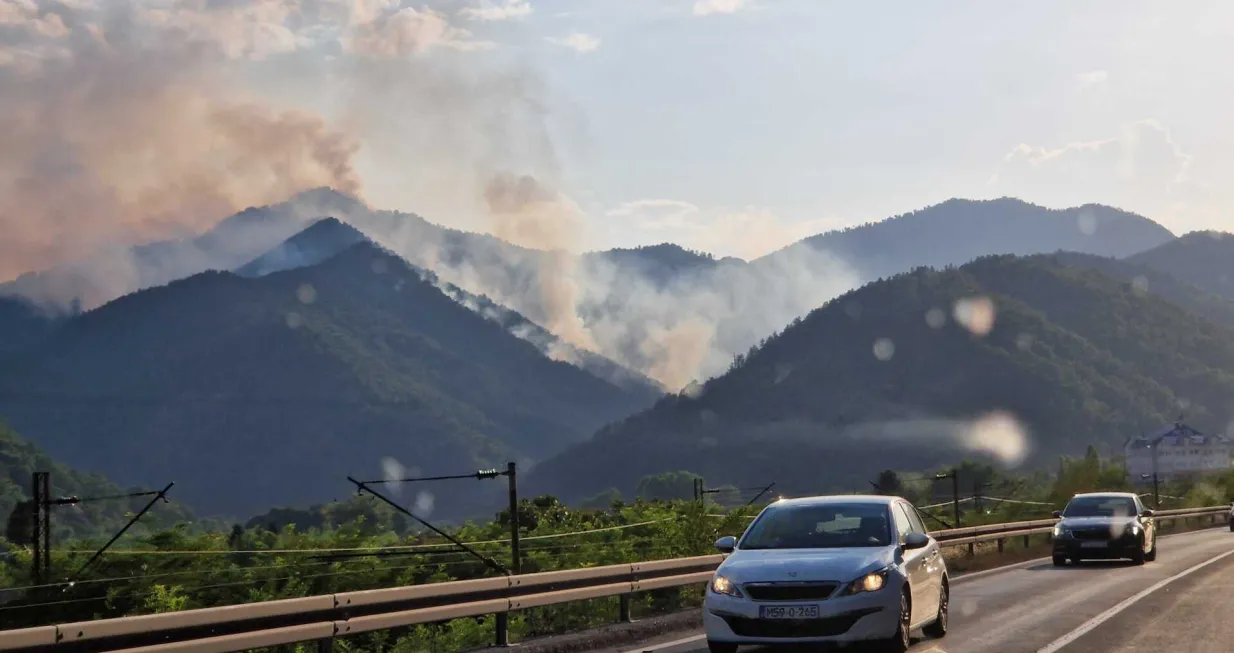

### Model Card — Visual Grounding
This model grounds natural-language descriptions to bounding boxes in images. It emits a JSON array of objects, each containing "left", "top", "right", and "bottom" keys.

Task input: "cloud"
[
  {"left": 608, "top": 199, "right": 837, "bottom": 260},
  {"left": 693, "top": 0, "right": 747, "bottom": 16},
  {"left": 546, "top": 32, "right": 600, "bottom": 53},
  {"left": 460, "top": 0, "right": 532, "bottom": 21},
  {"left": 344, "top": 5, "right": 495, "bottom": 56},
  {"left": 1076, "top": 69, "right": 1108, "bottom": 87},
  {"left": 990, "top": 119, "right": 1204, "bottom": 222}
]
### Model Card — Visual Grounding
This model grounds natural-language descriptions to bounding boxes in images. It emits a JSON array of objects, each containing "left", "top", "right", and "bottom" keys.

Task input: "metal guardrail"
[{"left": 1, "top": 506, "right": 1228, "bottom": 653}]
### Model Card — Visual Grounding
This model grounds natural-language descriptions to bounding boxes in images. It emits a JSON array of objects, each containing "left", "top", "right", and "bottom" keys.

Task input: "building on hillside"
[{"left": 1124, "top": 422, "right": 1232, "bottom": 482}]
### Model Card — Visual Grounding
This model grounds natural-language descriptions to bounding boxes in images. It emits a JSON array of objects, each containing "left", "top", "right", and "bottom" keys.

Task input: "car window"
[
  {"left": 1063, "top": 496, "right": 1138, "bottom": 518},
  {"left": 899, "top": 503, "right": 927, "bottom": 534},
  {"left": 740, "top": 502, "right": 893, "bottom": 549},
  {"left": 892, "top": 504, "right": 913, "bottom": 543}
]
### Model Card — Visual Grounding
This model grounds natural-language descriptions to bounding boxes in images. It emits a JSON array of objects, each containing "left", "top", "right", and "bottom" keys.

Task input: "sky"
[{"left": 2, "top": 0, "right": 1232, "bottom": 272}]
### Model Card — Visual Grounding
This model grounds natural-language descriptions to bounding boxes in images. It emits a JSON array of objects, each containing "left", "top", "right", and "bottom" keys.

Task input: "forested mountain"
[
  {"left": 0, "top": 297, "right": 63, "bottom": 363},
  {"left": 764, "top": 198, "right": 1176, "bottom": 281},
  {"left": 0, "top": 242, "right": 659, "bottom": 518},
  {"left": 1, "top": 421, "right": 195, "bottom": 544},
  {"left": 1126, "top": 231, "right": 1234, "bottom": 302},
  {"left": 235, "top": 217, "right": 369, "bottom": 278},
  {"left": 529, "top": 255, "right": 1234, "bottom": 502}
]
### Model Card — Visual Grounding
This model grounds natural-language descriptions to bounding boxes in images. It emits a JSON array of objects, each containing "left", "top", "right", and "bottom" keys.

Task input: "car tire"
[
  {"left": 873, "top": 589, "right": 912, "bottom": 653},
  {"left": 1228, "top": 519, "right": 1233, "bottom": 532},
  {"left": 1052, "top": 555, "right": 1066, "bottom": 567},
  {"left": 1145, "top": 540, "right": 1157, "bottom": 562},
  {"left": 922, "top": 579, "right": 948, "bottom": 639},
  {"left": 1131, "top": 538, "right": 1147, "bottom": 565},
  {"left": 706, "top": 641, "right": 737, "bottom": 653}
]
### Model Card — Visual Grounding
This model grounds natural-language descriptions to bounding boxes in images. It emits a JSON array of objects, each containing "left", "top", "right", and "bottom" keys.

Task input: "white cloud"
[
  {"left": 607, "top": 199, "right": 836, "bottom": 260},
  {"left": 693, "top": 0, "right": 747, "bottom": 16},
  {"left": 460, "top": 0, "right": 532, "bottom": 21},
  {"left": 1076, "top": 69, "right": 1109, "bottom": 87},
  {"left": 546, "top": 32, "right": 600, "bottom": 53},
  {"left": 991, "top": 119, "right": 1209, "bottom": 225}
]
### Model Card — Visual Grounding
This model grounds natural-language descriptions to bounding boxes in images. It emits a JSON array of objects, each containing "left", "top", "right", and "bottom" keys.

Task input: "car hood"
[
  {"left": 717, "top": 547, "right": 895, "bottom": 584},
  {"left": 1059, "top": 516, "right": 1139, "bottom": 531}
]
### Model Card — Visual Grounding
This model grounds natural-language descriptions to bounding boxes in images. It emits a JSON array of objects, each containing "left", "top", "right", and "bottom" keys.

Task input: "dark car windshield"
[
  {"left": 739, "top": 502, "right": 892, "bottom": 549},
  {"left": 1063, "top": 496, "right": 1139, "bottom": 518}
]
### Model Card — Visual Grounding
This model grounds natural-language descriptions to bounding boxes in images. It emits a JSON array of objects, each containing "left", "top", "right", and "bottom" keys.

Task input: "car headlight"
[
  {"left": 710, "top": 574, "right": 743, "bottom": 598},
  {"left": 1125, "top": 522, "right": 1140, "bottom": 535},
  {"left": 841, "top": 569, "right": 888, "bottom": 596},
  {"left": 1053, "top": 525, "right": 1071, "bottom": 539}
]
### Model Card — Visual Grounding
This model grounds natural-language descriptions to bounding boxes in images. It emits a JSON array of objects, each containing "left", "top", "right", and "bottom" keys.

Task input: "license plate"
[
  {"left": 759, "top": 605, "right": 820, "bottom": 620},
  {"left": 1081, "top": 541, "right": 1108, "bottom": 548}
]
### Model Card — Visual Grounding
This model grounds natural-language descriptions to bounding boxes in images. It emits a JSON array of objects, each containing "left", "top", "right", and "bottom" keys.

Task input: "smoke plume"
[{"left": 0, "top": 0, "right": 363, "bottom": 287}]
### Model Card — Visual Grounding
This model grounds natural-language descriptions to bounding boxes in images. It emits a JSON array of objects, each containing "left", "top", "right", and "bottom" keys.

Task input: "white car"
[{"left": 703, "top": 495, "right": 949, "bottom": 653}]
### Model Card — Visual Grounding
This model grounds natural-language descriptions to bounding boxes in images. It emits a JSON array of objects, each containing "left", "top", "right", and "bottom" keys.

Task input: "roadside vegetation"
[{"left": 2, "top": 450, "right": 1232, "bottom": 653}]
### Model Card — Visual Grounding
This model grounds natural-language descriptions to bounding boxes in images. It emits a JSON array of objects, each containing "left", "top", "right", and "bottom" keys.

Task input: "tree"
[{"left": 875, "top": 470, "right": 903, "bottom": 496}]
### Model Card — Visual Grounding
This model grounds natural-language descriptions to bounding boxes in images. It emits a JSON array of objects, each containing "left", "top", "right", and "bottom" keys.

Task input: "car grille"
[
  {"left": 723, "top": 608, "right": 879, "bottom": 638},
  {"left": 743, "top": 583, "right": 839, "bottom": 602},
  {"left": 1071, "top": 528, "right": 1114, "bottom": 540}
]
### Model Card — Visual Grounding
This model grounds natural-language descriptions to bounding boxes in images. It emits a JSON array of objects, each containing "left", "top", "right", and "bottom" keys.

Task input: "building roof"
[{"left": 1125, "top": 422, "right": 1231, "bottom": 450}]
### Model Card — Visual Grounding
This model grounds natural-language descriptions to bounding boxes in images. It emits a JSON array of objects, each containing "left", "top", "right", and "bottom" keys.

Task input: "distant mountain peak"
[{"left": 235, "top": 216, "right": 371, "bottom": 278}]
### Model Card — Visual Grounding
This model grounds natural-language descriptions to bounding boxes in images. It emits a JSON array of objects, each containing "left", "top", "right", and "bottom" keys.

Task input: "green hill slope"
[
  {"left": 0, "top": 243, "right": 658, "bottom": 518},
  {"left": 529, "top": 255, "right": 1233, "bottom": 502}
]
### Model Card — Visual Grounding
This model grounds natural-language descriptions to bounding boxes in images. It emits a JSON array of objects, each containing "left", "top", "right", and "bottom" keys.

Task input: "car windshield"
[
  {"left": 1063, "top": 497, "right": 1139, "bottom": 518},
  {"left": 739, "top": 502, "right": 892, "bottom": 549}
]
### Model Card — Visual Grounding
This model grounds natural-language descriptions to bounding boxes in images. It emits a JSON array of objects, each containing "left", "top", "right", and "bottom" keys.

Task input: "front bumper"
[
  {"left": 1053, "top": 532, "right": 1141, "bottom": 559},
  {"left": 703, "top": 588, "right": 900, "bottom": 644}
]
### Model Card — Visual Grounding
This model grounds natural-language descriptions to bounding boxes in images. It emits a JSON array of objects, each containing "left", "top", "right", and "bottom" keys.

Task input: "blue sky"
[
  {"left": 4, "top": 0, "right": 1232, "bottom": 267},
  {"left": 342, "top": 0, "right": 1234, "bottom": 257}
]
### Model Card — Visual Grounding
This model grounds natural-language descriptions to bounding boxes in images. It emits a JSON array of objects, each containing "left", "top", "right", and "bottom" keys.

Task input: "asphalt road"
[{"left": 606, "top": 527, "right": 1234, "bottom": 653}]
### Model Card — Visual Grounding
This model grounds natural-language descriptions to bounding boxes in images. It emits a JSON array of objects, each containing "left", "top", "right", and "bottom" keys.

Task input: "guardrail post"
[
  {"left": 996, "top": 537, "right": 1004, "bottom": 554},
  {"left": 967, "top": 542, "right": 974, "bottom": 557},
  {"left": 619, "top": 594, "right": 632, "bottom": 623},
  {"left": 496, "top": 613, "right": 509, "bottom": 647},
  {"left": 1022, "top": 534, "right": 1029, "bottom": 548},
  {"left": 317, "top": 637, "right": 334, "bottom": 653}
]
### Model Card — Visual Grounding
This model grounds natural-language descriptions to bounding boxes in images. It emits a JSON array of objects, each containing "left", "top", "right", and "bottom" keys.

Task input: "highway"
[{"left": 604, "top": 527, "right": 1234, "bottom": 653}]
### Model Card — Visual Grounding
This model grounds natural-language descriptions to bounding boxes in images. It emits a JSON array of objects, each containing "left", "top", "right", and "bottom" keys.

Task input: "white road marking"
[
  {"left": 1035, "top": 547, "right": 1234, "bottom": 653},
  {"left": 618, "top": 633, "right": 705, "bottom": 653}
]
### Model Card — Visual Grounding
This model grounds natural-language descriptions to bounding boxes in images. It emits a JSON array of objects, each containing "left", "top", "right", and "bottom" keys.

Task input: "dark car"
[{"left": 1051, "top": 492, "right": 1156, "bottom": 566}]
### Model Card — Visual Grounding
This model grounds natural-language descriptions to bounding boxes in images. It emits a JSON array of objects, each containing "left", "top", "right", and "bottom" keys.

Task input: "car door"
[
  {"left": 1136, "top": 496, "right": 1154, "bottom": 551},
  {"left": 905, "top": 503, "right": 943, "bottom": 610},
  {"left": 893, "top": 502, "right": 932, "bottom": 625}
]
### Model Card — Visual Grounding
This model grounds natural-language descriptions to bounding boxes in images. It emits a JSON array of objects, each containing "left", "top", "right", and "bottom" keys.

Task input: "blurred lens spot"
[
  {"left": 774, "top": 363, "right": 794, "bottom": 384},
  {"left": 873, "top": 338, "right": 895, "bottom": 361},
  {"left": 963, "top": 411, "right": 1028, "bottom": 466},
  {"left": 371, "top": 258, "right": 389, "bottom": 274},
  {"left": 845, "top": 301, "right": 862, "bottom": 320},
  {"left": 925, "top": 308, "right": 946, "bottom": 329},
  {"left": 415, "top": 491, "right": 435, "bottom": 516},
  {"left": 1077, "top": 211, "right": 1097, "bottom": 236},
  {"left": 297, "top": 284, "right": 317, "bottom": 304},
  {"left": 1016, "top": 333, "right": 1034, "bottom": 351},
  {"left": 382, "top": 456, "right": 405, "bottom": 495},
  {"left": 1132, "top": 275, "right": 1149, "bottom": 295},
  {"left": 954, "top": 296, "right": 996, "bottom": 336},
  {"left": 285, "top": 312, "right": 303, "bottom": 329}
]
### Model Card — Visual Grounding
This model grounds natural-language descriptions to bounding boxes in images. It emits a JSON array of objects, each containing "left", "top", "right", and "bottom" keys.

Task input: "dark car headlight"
[{"left": 839, "top": 568, "right": 889, "bottom": 596}]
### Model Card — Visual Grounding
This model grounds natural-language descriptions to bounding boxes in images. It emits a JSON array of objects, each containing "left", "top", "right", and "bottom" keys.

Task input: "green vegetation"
[
  {"left": 1128, "top": 231, "right": 1234, "bottom": 302},
  {"left": 531, "top": 254, "right": 1234, "bottom": 503},
  {"left": 2, "top": 449, "right": 1230, "bottom": 653},
  {"left": 0, "top": 242, "right": 659, "bottom": 519},
  {"left": 0, "top": 420, "right": 197, "bottom": 544}
]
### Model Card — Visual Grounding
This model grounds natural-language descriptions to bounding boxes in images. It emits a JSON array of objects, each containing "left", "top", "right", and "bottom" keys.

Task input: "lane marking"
[
  {"left": 1035, "top": 547, "right": 1234, "bottom": 653},
  {"left": 953, "top": 524, "right": 1225, "bottom": 586},
  {"left": 618, "top": 634, "right": 705, "bottom": 653}
]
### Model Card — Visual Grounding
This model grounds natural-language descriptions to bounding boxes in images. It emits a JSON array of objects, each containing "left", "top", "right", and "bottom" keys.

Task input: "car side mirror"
[
  {"left": 1052, "top": 510, "right": 1062, "bottom": 519},
  {"left": 903, "top": 532, "right": 929, "bottom": 550},
  {"left": 1140, "top": 509, "right": 1154, "bottom": 518},
  {"left": 715, "top": 536, "right": 737, "bottom": 554}
]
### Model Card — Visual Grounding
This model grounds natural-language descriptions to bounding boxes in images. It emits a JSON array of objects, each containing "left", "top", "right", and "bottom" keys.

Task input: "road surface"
[{"left": 605, "top": 527, "right": 1234, "bottom": 653}]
